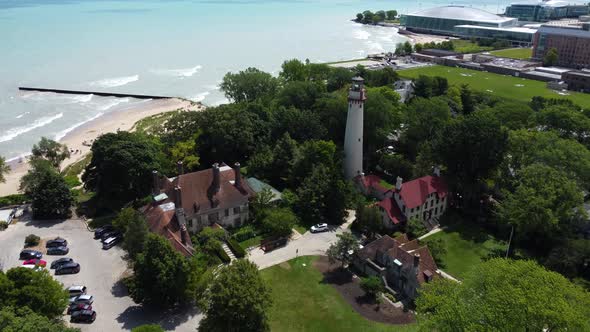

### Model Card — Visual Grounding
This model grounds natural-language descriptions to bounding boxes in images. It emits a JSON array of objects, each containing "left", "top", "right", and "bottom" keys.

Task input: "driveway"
[
  {"left": 0, "top": 216, "right": 202, "bottom": 332},
  {"left": 249, "top": 211, "right": 355, "bottom": 269}
]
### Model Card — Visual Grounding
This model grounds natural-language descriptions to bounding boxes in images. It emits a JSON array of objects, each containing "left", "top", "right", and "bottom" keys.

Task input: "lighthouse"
[{"left": 344, "top": 77, "right": 366, "bottom": 180}]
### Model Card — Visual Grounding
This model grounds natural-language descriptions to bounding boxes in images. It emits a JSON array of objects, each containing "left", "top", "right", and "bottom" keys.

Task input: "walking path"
[
  {"left": 249, "top": 211, "right": 355, "bottom": 269},
  {"left": 418, "top": 226, "right": 444, "bottom": 240}
]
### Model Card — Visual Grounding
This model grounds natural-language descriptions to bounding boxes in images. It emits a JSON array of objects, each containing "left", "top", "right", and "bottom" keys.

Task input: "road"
[
  {"left": 249, "top": 211, "right": 355, "bottom": 269},
  {"left": 0, "top": 215, "right": 202, "bottom": 332}
]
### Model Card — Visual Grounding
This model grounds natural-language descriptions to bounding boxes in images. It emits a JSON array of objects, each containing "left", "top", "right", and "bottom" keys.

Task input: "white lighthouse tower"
[{"left": 344, "top": 77, "right": 366, "bottom": 180}]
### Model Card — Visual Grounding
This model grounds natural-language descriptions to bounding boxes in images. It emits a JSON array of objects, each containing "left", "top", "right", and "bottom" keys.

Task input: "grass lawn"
[
  {"left": 261, "top": 256, "right": 418, "bottom": 332},
  {"left": 451, "top": 40, "right": 493, "bottom": 53},
  {"left": 422, "top": 219, "right": 507, "bottom": 280},
  {"left": 490, "top": 47, "right": 532, "bottom": 60},
  {"left": 379, "top": 179, "right": 394, "bottom": 190},
  {"left": 239, "top": 235, "right": 262, "bottom": 250},
  {"left": 398, "top": 65, "right": 590, "bottom": 108}
]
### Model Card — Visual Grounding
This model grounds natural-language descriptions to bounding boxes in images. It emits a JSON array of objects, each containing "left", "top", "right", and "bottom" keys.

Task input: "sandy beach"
[
  {"left": 401, "top": 31, "right": 450, "bottom": 45},
  {"left": 0, "top": 97, "right": 202, "bottom": 196}
]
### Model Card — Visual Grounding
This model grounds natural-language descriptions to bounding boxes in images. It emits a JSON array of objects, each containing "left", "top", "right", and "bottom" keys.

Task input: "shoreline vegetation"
[
  {"left": 0, "top": 98, "right": 204, "bottom": 196},
  {"left": 354, "top": 10, "right": 398, "bottom": 25}
]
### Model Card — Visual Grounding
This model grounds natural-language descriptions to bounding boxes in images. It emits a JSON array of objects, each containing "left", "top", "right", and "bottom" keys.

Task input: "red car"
[{"left": 22, "top": 259, "right": 47, "bottom": 267}]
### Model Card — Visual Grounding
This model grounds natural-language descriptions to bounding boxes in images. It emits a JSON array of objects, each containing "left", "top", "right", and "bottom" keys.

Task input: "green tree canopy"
[
  {"left": 0, "top": 306, "right": 79, "bottom": 332},
  {"left": 199, "top": 260, "right": 271, "bottom": 332},
  {"left": 113, "top": 207, "right": 150, "bottom": 259},
  {"left": 326, "top": 232, "right": 359, "bottom": 267},
  {"left": 416, "top": 258, "right": 590, "bottom": 331},
  {"left": 0, "top": 156, "right": 11, "bottom": 183},
  {"left": 130, "top": 324, "right": 164, "bottom": 332},
  {"left": 355, "top": 204, "right": 382, "bottom": 238},
  {"left": 478, "top": 101, "right": 534, "bottom": 130},
  {"left": 279, "top": 59, "right": 307, "bottom": 82},
  {"left": 360, "top": 276, "right": 384, "bottom": 298},
  {"left": 31, "top": 136, "right": 70, "bottom": 169},
  {"left": 543, "top": 47, "right": 559, "bottom": 66},
  {"left": 20, "top": 159, "right": 72, "bottom": 220},
  {"left": 261, "top": 207, "right": 298, "bottom": 237},
  {"left": 220, "top": 67, "right": 278, "bottom": 103},
  {"left": 536, "top": 104, "right": 590, "bottom": 144}
]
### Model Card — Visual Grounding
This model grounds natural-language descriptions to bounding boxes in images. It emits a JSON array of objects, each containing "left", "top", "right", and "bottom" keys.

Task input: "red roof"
[
  {"left": 142, "top": 204, "right": 195, "bottom": 257},
  {"left": 377, "top": 198, "right": 404, "bottom": 224},
  {"left": 358, "top": 174, "right": 392, "bottom": 194},
  {"left": 398, "top": 175, "right": 448, "bottom": 209}
]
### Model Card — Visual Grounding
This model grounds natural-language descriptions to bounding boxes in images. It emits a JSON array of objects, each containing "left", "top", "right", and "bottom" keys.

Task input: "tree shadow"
[
  {"left": 116, "top": 304, "right": 202, "bottom": 331},
  {"left": 23, "top": 217, "right": 69, "bottom": 228},
  {"left": 320, "top": 266, "right": 353, "bottom": 286},
  {"left": 111, "top": 279, "right": 129, "bottom": 298},
  {"left": 355, "top": 293, "right": 377, "bottom": 306}
]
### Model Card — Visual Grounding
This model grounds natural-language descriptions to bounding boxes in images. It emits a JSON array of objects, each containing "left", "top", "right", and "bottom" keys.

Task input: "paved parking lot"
[{"left": 0, "top": 216, "right": 202, "bottom": 331}]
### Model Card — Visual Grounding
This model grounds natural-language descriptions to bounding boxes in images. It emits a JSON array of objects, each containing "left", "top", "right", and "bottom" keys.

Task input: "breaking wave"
[
  {"left": 90, "top": 75, "right": 139, "bottom": 88},
  {"left": 151, "top": 65, "right": 202, "bottom": 78},
  {"left": 0, "top": 113, "right": 63, "bottom": 143},
  {"left": 54, "top": 112, "right": 105, "bottom": 141}
]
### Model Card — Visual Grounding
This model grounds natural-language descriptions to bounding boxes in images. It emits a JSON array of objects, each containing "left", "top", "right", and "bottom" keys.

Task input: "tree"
[
  {"left": 478, "top": 101, "right": 534, "bottom": 130},
  {"left": 0, "top": 156, "right": 10, "bottom": 183},
  {"left": 326, "top": 232, "right": 359, "bottom": 267},
  {"left": 422, "top": 238, "right": 446, "bottom": 268},
  {"left": 250, "top": 187, "right": 275, "bottom": 220},
  {"left": 355, "top": 204, "right": 382, "bottom": 238},
  {"left": 128, "top": 234, "right": 194, "bottom": 307},
  {"left": 169, "top": 133, "right": 200, "bottom": 172},
  {"left": 497, "top": 164, "right": 584, "bottom": 248},
  {"left": 20, "top": 160, "right": 72, "bottom": 220},
  {"left": 261, "top": 207, "right": 298, "bottom": 237},
  {"left": 199, "top": 260, "right": 271, "bottom": 332},
  {"left": 536, "top": 104, "right": 590, "bottom": 143},
  {"left": 31, "top": 137, "right": 70, "bottom": 169},
  {"left": 279, "top": 59, "right": 307, "bottom": 82},
  {"left": 82, "top": 132, "right": 161, "bottom": 209},
  {"left": 4, "top": 267, "right": 69, "bottom": 319},
  {"left": 131, "top": 324, "right": 164, "bottom": 332},
  {"left": 406, "top": 217, "right": 427, "bottom": 239},
  {"left": 327, "top": 67, "right": 353, "bottom": 92},
  {"left": 416, "top": 258, "right": 590, "bottom": 331},
  {"left": 355, "top": 13, "right": 363, "bottom": 22},
  {"left": 0, "top": 307, "right": 79, "bottom": 332},
  {"left": 403, "top": 41, "right": 413, "bottom": 55},
  {"left": 375, "top": 10, "right": 386, "bottom": 21},
  {"left": 122, "top": 210, "right": 149, "bottom": 259},
  {"left": 364, "top": 87, "right": 401, "bottom": 157},
  {"left": 362, "top": 10, "right": 374, "bottom": 24},
  {"left": 270, "top": 107, "right": 327, "bottom": 142},
  {"left": 360, "top": 276, "right": 384, "bottom": 298},
  {"left": 460, "top": 84, "right": 475, "bottom": 114},
  {"left": 543, "top": 47, "right": 559, "bottom": 66},
  {"left": 386, "top": 10, "right": 397, "bottom": 20},
  {"left": 220, "top": 67, "right": 278, "bottom": 103},
  {"left": 412, "top": 75, "right": 433, "bottom": 98}
]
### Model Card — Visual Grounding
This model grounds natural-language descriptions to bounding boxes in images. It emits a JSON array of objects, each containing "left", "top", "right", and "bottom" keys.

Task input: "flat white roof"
[
  {"left": 0, "top": 209, "right": 13, "bottom": 222},
  {"left": 455, "top": 24, "right": 538, "bottom": 34},
  {"left": 407, "top": 6, "right": 516, "bottom": 24}
]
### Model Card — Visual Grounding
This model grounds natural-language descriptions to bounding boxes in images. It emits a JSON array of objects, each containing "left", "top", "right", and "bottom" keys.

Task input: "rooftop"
[
  {"left": 398, "top": 175, "right": 448, "bottom": 209},
  {"left": 454, "top": 24, "right": 538, "bottom": 34},
  {"left": 406, "top": 6, "right": 515, "bottom": 23},
  {"left": 509, "top": 0, "right": 589, "bottom": 7}
]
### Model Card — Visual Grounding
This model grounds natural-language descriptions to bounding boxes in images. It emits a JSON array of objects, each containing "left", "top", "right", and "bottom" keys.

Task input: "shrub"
[
  {"left": 0, "top": 194, "right": 27, "bottom": 207},
  {"left": 215, "top": 243, "right": 231, "bottom": 263},
  {"left": 232, "top": 225, "right": 256, "bottom": 242},
  {"left": 25, "top": 234, "right": 40, "bottom": 247},
  {"left": 0, "top": 221, "right": 8, "bottom": 230},
  {"left": 360, "top": 276, "right": 384, "bottom": 298},
  {"left": 227, "top": 238, "right": 246, "bottom": 258},
  {"left": 63, "top": 175, "right": 81, "bottom": 188}
]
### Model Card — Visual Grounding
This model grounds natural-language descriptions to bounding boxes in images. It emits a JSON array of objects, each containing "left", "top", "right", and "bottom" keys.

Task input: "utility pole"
[{"left": 505, "top": 224, "right": 514, "bottom": 259}]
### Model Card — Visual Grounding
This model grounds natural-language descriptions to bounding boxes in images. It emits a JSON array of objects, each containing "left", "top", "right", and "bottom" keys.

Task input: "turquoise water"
[{"left": 0, "top": 0, "right": 512, "bottom": 160}]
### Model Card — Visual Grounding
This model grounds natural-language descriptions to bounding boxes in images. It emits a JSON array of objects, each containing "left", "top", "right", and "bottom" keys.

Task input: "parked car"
[
  {"left": 46, "top": 237, "right": 68, "bottom": 248},
  {"left": 50, "top": 257, "right": 74, "bottom": 269},
  {"left": 310, "top": 223, "right": 329, "bottom": 233},
  {"left": 70, "top": 294, "right": 94, "bottom": 305},
  {"left": 56, "top": 262, "right": 80, "bottom": 275},
  {"left": 102, "top": 236, "right": 121, "bottom": 250},
  {"left": 22, "top": 259, "right": 47, "bottom": 267},
  {"left": 67, "top": 285, "right": 87, "bottom": 298},
  {"left": 94, "top": 225, "right": 113, "bottom": 239},
  {"left": 70, "top": 310, "right": 96, "bottom": 323},
  {"left": 67, "top": 303, "right": 92, "bottom": 315},
  {"left": 19, "top": 249, "right": 42, "bottom": 260},
  {"left": 47, "top": 246, "right": 69, "bottom": 255},
  {"left": 100, "top": 231, "right": 120, "bottom": 242}
]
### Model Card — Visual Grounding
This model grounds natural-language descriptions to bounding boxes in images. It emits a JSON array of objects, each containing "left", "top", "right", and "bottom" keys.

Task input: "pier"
[{"left": 18, "top": 87, "right": 173, "bottom": 100}]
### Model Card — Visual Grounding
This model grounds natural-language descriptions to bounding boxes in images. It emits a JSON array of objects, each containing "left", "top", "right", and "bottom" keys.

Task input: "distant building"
[
  {"left": 454, "top": 25, "right": 537, "bottom": 44},
  {"left": 506, "top": 0, "right": 590, "bottom": 22},
  {"left": 344, "top": 77, "right": 366, "bottom": 180},
  {"left": 563, "top": 69, "right": 590, "bottom": 91},
  {"left": 353, "top": 234, "right": 440, "bottom": 300},
  {"left": 532, "top": 24, "right": 590, "bottom": 68},
  {"left": 144, "top": 162, "right": 254, "bottom": 256},
  {"left": 357, "top": 170, "right": 449, "bottom": 230}
]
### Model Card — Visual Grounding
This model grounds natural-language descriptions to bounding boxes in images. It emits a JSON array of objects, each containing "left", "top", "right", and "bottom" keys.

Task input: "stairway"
[
  {"left": 222, "top": 243, "right": 236, "bottom": 262},
  {"left": 423, "top": 217, "right": 440, "bottom": 231}
]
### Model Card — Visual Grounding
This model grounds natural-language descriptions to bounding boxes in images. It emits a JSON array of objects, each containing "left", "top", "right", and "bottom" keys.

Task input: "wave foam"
[
  {"left": 68, "top": 94, "right": 94, "bottom": 103},
  {"left": 15, "top": 112, "right": 29, "bottom": 119},
  {"left": 189, "top": 91, "right": 210, "bottom": 102},
  {"left": 353, "top": 30, "right": 371, "bottom": 40},
  {"left": 90, "top": 75, "right": 139, "bottom": 88},
  {"left": 54, "top": 112, "right": 104, "bottom": 141},
  {"left": 0, "top": 113, "right": 64, "bottom": 143},
  {"left": 97, "top": 97, "right": 131, "bottom": 111},
  {"left": 151, "top": 65, "right": 202, "bottom": 78}
]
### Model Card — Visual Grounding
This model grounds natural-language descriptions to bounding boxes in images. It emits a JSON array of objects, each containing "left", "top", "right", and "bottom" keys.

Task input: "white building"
[{"left": 344, "top": 77, "right": 366, "bottom": 179}]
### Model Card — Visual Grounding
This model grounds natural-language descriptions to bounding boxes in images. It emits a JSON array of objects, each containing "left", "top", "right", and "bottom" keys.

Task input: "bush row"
[
  {"left": 232, "top": 225, "right": 256, "bottom": 242},
  {"left": 215, "top": 243, "right": 231, "bottom": 263},
  {"left": 227, "top": 238, "right": 246, "bottom": 258},
  {"left": 0, "top": 194, "right": 27, "bottom": 207}
]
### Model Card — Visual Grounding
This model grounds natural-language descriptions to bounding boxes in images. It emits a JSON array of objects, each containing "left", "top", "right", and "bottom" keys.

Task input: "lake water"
[{"left": 0, "top": 0, "right": 512, "bottom": 160}]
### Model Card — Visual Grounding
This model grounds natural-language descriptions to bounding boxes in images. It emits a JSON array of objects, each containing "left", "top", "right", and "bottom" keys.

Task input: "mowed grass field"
[
  {"left": 398, "top": 65, "right": 590, "bottom": 108},
  {"left": 261, "top": 256, "right": 419, "bottom": 332},
  {"left": 490, "top": 47, "right": 532, "bottom": 60}
]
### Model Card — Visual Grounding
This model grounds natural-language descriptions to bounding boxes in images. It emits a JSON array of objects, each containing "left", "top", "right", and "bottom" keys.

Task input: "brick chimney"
[
  {"left": 177, "top": 161, "right": 184, "bottom": 175},
  {"left": 152, "top": 170, "right": 159, "bottom": 195},
  {"left": 413, "top": 253, "right": 420, "bottom": 269},
  {"left": 234, "top": 162, "right": 242, "bottom": 189},
  {"left": 212, "top": 163, "right": 220, "bottom": 193},
  {"left": 396, "top": 176, "right": 403, "bottom": 191},
  {"left": 174, "top": 186, "right": 183, "bottom": 209}
]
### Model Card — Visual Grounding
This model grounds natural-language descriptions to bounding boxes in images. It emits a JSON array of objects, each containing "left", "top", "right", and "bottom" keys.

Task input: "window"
[
  {"left": 208, "top": 213, "right": 218, "bottom": 223},
  {"left": 233, "top": 206, "right": 240, "bottom": 214},
  {"left": 188, "top": 219, "right": 193, "bottom": 227},
  {"left": 196, "top": 216, "right": 201, "bottom": 223},
  {"left": 225, "top": 209, "right": 229, "bottom": 217},
  {"left": 234, "top": 217, "right": 241, "bottom": 225}
]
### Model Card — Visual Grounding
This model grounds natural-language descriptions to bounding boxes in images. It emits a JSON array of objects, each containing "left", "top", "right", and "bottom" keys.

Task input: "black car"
[
  {"left": 55, "top": 262, "right": 80, "bottom": 275},
  {"left": 46, "top": 237, "right": 68, "bottom": 248},
  {"left": 70, "top": 310, "right": 96, "bottom": 323},
  {"left": 94, "top": 225, "right": 114, "bottom": 239},
  {"left": 19, "top": 249, "right": 42, "bottom": 260},
  {"left": 101, "top": 231, "right": 121, "bottom": 243},
  {"left": 67, "top": 303, "right": 92, "bottom": 315},
  {"left": 47, "top": 246, "right": 69, "bottom": 255},
  {"left": 50, "top": 257, "right": 73, "bottom": 269}
]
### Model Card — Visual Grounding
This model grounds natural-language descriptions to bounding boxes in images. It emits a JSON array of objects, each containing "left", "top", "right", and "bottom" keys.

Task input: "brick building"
[
  {"left": 563, "top": 69, "right": 590, "bottom": 92},
  {"left": 532, "top": 24, "right": 590, "bottom": 69}
]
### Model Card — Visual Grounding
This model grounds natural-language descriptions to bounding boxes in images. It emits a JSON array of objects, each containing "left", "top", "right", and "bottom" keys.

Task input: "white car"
[
  {"left": 70, "top": 294, "right": 94, "bottom": 305},
  {"left": 310, "top": 223, "right": 328, "bottom": 233}
]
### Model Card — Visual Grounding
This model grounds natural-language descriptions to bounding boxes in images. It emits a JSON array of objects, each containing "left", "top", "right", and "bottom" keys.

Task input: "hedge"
[
  {"left": 25, "top": 234, "right": 40, "bottom": 247},
  {"left": 0, "top": 194, "right": 27, "bottom": 208},
  {"left": 232, "top": 225, "right": 256, "bottom": 242},
  {"left": 215, "top": 243, "right": 231, "bottom": 263},
  {"left": 227, "top": 238, "right": 246, "bottom": 258}
]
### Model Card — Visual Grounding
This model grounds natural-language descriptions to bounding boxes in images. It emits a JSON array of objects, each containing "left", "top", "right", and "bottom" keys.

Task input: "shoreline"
[{"left": 0, "top": 97, "right": 202, "bottom": 196}]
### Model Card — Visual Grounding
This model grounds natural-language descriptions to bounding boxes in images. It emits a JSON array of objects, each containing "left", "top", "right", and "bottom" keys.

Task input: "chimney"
[
  {"left": 212, "top": 163, "right": 220, "bottom": 193},
  {"left": 174, "top": 186, "right": 183, "bottom": 208},
  {"left": 152, "top": 170, "right": 159, "bottom": 195},
  {"left": 433, "top": 165, "right": 441, "bottom": 177},
  {"left": 413, "top": 253, "right": 420, "bottom": 269},
  {"left": 177, "top": 161, "right": 184, "bottom": 175},
  {"left": 396, "top": 176, "right": 403, "bottom": 191},
  {"left": 234, "top": 162, "right": 242, "bottom": 189}
]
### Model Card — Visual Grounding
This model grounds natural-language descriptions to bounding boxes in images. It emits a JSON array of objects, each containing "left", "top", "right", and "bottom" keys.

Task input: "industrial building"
[
  {"left": 532, "top": 23, "right": 590, "bottom": 68},
  {"left": 506, "top": 0, "right": 590, "bottom": 22}
]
